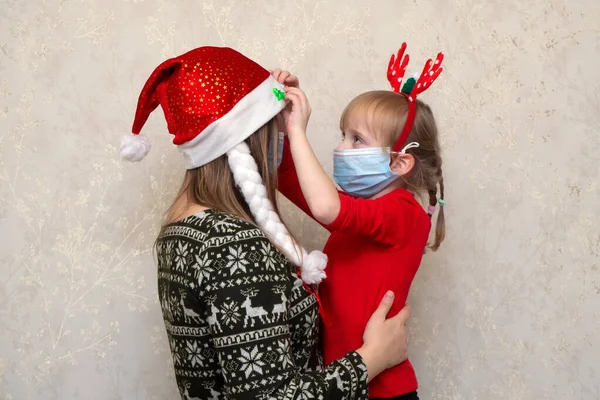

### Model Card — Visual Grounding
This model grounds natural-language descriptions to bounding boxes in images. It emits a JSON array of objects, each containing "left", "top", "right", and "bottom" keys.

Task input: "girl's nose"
[{"left": 336, "top": 141, "right": 351, "bottom": 151}]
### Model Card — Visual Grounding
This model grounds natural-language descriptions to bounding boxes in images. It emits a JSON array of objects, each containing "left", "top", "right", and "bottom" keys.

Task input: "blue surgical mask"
[
  {"left": 268, "top": 132, "right": 284, "bottom": 173},
  {"left": 333, "top": 142, "right": 419, "bottom": 198}
]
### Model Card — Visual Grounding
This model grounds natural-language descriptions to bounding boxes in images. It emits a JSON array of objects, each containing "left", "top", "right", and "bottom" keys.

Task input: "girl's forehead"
[
  {"left": 344, "top": 107, "right": 380, "bottom": 134},
  {"left": 343, "top": 106, "right": 375, "bottom": 128}
]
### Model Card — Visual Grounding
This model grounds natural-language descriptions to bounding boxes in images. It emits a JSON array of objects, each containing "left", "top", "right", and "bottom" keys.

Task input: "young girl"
[{"left": 275, "top": 43, "right": 446, "bottom": 399}]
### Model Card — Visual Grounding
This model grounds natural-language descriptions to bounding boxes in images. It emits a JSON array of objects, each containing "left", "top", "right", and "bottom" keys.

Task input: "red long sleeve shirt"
[{"left": 278, "top": 139, "right": 431, "bottom": 398}]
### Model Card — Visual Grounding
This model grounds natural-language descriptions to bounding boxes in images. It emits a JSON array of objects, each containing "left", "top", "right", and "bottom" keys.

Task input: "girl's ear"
[{"left": 390, "top": 153, "right": 415, "bottom": 175}]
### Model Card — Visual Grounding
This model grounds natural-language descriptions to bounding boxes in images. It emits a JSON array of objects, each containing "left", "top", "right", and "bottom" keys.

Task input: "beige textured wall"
[{"left": 1, "top": 0, "right": 599, "bottom": 399}]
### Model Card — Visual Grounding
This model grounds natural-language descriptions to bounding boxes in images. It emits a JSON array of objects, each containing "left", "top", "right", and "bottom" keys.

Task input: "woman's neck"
[{"left": 167, "top": 197, "right": 211, "bottom": 224}]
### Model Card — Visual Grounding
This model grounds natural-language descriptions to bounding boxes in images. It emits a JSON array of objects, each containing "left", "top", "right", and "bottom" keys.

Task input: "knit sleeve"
[
  {"left": 325, "top": 191, "right": 428, "bottom": 246},
  {"left": 201, "top": 230, "right": 369, "bottom": 399}
]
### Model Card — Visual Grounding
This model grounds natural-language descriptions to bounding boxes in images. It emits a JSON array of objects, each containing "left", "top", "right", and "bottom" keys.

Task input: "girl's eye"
[{"left": 353, "top": 136, "right": 363, "bottom": 144}]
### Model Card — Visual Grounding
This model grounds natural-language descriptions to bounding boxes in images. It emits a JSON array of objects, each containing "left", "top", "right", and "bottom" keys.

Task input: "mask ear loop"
[
  {"left": 390, "top": 141, "right": 420, "bottom": 155},
  {"left": 389, "top": 142, "right": 419, "bottom": 183}
]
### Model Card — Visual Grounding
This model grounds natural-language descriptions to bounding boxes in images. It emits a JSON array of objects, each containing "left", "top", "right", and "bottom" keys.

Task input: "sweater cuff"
[{"left": 343, "top": 350, "right": 369, "bottom": 398}]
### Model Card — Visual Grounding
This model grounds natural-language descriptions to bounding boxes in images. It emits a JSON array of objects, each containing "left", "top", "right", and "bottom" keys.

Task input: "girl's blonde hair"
[{"left": 340, "top": 91, "right": 446, "bottom": 251}]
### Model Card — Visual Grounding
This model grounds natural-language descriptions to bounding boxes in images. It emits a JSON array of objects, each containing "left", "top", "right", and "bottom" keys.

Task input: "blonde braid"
[{"left": 227, "top": 142, "right": 327, "bottom": 284}]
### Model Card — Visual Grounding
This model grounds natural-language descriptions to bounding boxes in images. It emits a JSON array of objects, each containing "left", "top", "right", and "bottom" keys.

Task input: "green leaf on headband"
[
  {"left": 401, "top": 77, "right": 416, "bottom": 95},
  {"left": 273, "top": 88, "right": 285, "bottom": 101}
]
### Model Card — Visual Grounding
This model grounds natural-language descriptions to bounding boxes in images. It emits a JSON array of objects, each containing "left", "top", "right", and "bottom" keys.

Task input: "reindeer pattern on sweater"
[{"left": 156, "top": 209, "right": 368, "bottom": 400}]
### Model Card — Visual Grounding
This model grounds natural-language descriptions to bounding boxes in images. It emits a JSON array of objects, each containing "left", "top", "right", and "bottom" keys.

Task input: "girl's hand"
[
  {"left": 271, "top": 68, "right": 300, "bottom": 88},
  {"left": 281, "top": 87, "right": 311, "bottom": 138},
  {"left": 356, "top": 292, "right": 411, "bottom": 381},
  {"left": 271, "top": 69, "right": 300, "bottom": 135}
]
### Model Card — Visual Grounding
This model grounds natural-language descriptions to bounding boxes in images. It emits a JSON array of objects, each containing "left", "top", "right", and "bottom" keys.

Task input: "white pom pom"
[
  {"left": 301, "top": 250, "right": 328, "bottom": 285},
  {"left": 120, "top": 134, "right": 150, "bottom": 162}
]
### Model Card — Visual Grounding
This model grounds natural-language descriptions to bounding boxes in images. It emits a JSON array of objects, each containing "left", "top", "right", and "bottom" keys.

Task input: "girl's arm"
[
  {"left": 278, "top": 136, "right": 337, "bottom": 231},
  {"left": 277, "top": 135, "right": 316, "bottom": 220},
  {"left": 282, "top": 87, "right": 428, "bottom": 246},
  {"left": 283, "top": 86, "right": 341, "bottom": 225},
  {"left": 271, "top": 70, "right": 340, "bottom": 225}
]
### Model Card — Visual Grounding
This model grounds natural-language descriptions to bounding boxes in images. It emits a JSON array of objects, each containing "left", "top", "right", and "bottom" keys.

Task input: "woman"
[{"left": 121, "top": 46, "right": 411, "bottom": 399}]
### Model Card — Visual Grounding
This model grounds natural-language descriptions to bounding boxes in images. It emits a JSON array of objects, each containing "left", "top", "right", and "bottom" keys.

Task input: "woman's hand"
[
  {"left": 356, "top": 291, "right": 411, "bottom": 382},
  {"left": 281, "top": 87, "right": 311, "bottom": 138}
]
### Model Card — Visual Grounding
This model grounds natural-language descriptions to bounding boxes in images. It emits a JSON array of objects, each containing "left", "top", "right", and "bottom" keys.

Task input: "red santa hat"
[{"left": 121, "top": 46, "right": 326, "bottom": 284}]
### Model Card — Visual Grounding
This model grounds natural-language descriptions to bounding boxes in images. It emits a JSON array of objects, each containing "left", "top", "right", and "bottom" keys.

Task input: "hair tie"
[
  {"left": 438, "top": 199, "right": 446, "bottom": 206},
  {"left": 427, "top": 205, "right": 436, "bottom": 216}
]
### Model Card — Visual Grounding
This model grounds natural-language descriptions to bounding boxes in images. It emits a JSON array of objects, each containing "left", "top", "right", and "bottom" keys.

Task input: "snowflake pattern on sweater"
[{"left": 157, "top": 209, "right": 369, "bottom": 400}]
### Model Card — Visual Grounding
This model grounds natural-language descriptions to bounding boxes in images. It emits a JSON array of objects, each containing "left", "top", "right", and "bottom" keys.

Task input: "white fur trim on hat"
[
  {"left": 180, "top": 75, "right": 286, "bottom": 169},
  {"left": 227, "top": 142, "right": 327, "bottom": 285}
]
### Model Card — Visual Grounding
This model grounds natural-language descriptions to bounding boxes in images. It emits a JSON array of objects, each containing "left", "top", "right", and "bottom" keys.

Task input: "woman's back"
[{"left": 157, "top": 209, "right": 367, "bottom": 399}]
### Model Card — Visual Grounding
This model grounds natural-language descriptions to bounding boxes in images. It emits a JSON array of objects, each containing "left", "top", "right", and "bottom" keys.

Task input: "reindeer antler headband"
[{"left": 387, "top": 42, "right": 444, "bottom": 153}]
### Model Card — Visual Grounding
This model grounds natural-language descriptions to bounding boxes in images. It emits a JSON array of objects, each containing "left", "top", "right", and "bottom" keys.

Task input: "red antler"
[
  {"left": 387, "top": 42, "right": 410, "bottom": 93},
  {"left": 391, "top": 49, "right": 445, "bottom": 153},
  {"left": 408, "top": 52, "right": 444, "bottom": 101}
]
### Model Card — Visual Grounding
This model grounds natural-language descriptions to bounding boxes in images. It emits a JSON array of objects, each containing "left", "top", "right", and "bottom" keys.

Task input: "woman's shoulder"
[
  {"left": 161, "top": 210, "right": 291, "bottom": 283},
  {"left": 160, "top": 209, "right": 280, "bottom": 257},
  {"left": 160, "top": 209, "right": 261, "bottom": 241}
]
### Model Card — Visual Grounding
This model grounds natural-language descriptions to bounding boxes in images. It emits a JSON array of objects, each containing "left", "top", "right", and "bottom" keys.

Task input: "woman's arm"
[
  {"left": 199, "top": 228, "right": 410, "bottom": 399},
  {"left": 201, "top": 234, "right": 369, "bottom": 399}
]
